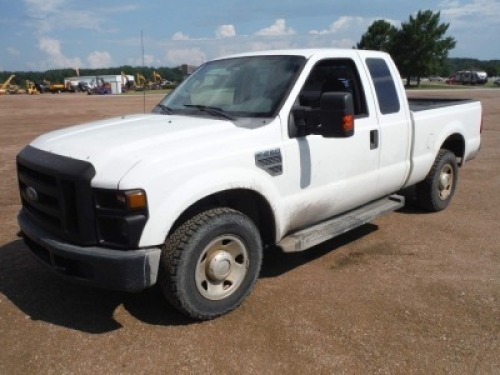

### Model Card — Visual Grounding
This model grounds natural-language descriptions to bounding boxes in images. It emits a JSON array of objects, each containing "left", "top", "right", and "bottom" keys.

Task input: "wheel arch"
[
  {"left": 440, "top": 133, "right": 465, "bottom": 165},
  {"left": 169, "top": 188, "right": 277, "bottom": 247}
]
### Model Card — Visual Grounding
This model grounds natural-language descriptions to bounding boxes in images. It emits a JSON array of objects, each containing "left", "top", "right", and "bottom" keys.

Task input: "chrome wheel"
[
  {"left": 438, "top": 164, "right": 454, "bottom": 200},
  {"left": 195, "top": 235, "right": 249, "bottom": 300}
]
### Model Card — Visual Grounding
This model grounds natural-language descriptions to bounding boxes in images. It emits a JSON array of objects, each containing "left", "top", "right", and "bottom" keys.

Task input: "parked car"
[
  {"left": 429, "top": 75, "right": 444, "bottom": 82},
  {"left": 494, "top": 78, "right": 500, "bottom": 87},
  {"left": 445, "top": 74, "right": 458, "bottom": 84}
]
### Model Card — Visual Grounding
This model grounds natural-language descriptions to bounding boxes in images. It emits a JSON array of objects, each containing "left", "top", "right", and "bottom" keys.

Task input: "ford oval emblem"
[{"left": 26, "top": 186, "right": 39, "bottom": 202}]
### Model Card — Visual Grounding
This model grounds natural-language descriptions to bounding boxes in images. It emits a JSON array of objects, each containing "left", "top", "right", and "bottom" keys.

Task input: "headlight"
[
  {"left": 94, "top": 189, "right": 149, "bottom": 249},
  {"left": 95, "top": 189, "right": 147, "bottom": 211}
]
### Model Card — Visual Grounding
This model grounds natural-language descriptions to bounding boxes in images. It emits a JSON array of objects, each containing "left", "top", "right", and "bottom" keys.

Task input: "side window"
[
  {"left": 366, "top": 58, "right": 400, "bottom": 114},
  {"left": 298, "top": 59, "right": 368, "bottom": 117}
]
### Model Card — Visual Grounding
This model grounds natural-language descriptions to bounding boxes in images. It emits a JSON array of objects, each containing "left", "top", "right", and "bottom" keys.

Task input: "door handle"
[{"left": 370, "top": 129, "right": 379, "bottom": 150}]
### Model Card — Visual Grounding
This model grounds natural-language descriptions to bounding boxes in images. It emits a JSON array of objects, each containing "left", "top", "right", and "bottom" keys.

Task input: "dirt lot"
[{"left": 0, "top": 90, "right": 498, "bottom": 374}]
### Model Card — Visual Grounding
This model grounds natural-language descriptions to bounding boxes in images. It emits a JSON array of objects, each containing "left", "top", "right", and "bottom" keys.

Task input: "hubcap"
[
  {"left": 207, "top": 251, "right": 233, "bottom": 281},
  {"left": 195, "top": 235, "right": 248, "bottom": 300},
  {"left": 438, "top": 164, "right": 454, "bottom": 200}
]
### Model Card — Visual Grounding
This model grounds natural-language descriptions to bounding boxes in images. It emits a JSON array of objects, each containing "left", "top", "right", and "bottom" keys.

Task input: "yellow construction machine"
[
  {"left": 151, "top": 71, "right": 163, "bottom": 89},
  {"left": 134, "top": 73, "right": 147, "bottom": 91},
  {"left": 121, "top": 71, "right": 133, "bottom": 92},
  {"left": 26, "top": 80, "right": 39, "bottom": 95},
  {"left": 43, "top": 79, "right": 65, "bottom": 93},
  {"left": 0, "top": 74, "right": 16, "bottom": 94}
]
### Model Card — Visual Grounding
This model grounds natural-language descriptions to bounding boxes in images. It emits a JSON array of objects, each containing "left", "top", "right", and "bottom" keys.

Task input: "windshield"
[{"left": 157, "top": 55, "right": 305, "bottom": 118}]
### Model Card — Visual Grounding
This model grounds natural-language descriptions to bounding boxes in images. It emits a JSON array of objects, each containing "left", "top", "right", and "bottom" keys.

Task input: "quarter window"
[{"left": 366, "top": 58, "right": 400, "bottom": 114}]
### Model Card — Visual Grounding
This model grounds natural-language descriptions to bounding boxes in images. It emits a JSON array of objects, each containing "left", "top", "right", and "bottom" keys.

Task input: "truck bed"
[
  {"left": 405, "top": 96, "right": 482, "bottom": 188},
  {"left": 408, "top": 97, "right": 474, "bottom": 112}
]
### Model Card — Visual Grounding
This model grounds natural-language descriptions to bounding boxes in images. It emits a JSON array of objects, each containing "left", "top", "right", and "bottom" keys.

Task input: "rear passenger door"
[{"left": 364, "top": 56, "right": 412, "bottom": 195}]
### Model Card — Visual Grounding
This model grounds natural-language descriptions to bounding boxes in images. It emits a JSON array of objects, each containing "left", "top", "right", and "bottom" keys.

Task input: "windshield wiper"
[
  {"left": 183, "top": 104, "right": 236, "bottom": 120},
  {"left": 154, "top": 104, "right": 174, "bottom": 114}
]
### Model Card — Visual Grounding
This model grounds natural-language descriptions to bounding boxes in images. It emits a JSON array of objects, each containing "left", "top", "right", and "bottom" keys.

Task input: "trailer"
[{"left": 455, "top": 70, "right": 488, "bottom": 85}]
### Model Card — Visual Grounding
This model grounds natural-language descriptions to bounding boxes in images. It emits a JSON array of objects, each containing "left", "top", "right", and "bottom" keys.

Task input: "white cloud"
[
  {"left": 24, "top": 0, "right": 125, "bottom": 35},
  {"left": 440, "top": 0, "right": 461, "bottom": 6},
  {"left": 255, "top": 19, "right": 296, "bottom": 36},
  {"left": 39, "top": 37, "right": 61, "bottom": 56},
  {"left": 143, "top": 54, "right": 157, "bottom": 66},
  {"left": 439, "top": 0, "right": 500, "bottom": 24},
  {"left": 216, "top": 24, "right": 236, "bottom": 39},
  {"left": 436, "top": 0, "right": 500, "bottom": 58},
  {"left": 172, "top": 32, "right": 190, "bottom": 41},
  {"left": 332, "top": 38, "right": 357, "bottom": 49},
  {"left": 61, "top": 11, "right": 107, "bottom": 32},
  {"left": 157, "top": 15, "right": 373, "bottom": 66},
  {"left": 38, "top": 36, "right": 81, "bottom": 68},
  {"left": 25, "top": 0, "right": 64, "bottom": 14},
  {"left": 310, "top": 16, "right": 365, "bottom": 35},
  {"left": 126, "top": 54, "right": 161, "bottom": 67},
  {"left": 87, "top": 51, "right": 113, "bottom": 68},
  {"left": 247, "top": 40, "right": 295, "bottom": 52}
]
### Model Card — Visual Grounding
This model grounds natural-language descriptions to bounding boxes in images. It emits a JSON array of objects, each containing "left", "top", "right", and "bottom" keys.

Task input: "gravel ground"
[{"left": 0, "top": 90, "right": 498, "bottom": 374}]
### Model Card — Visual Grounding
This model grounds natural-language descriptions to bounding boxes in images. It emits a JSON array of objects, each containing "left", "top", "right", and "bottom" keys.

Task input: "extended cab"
[{"left": 16, "top": 49, "right": 482, "bottom": 320}]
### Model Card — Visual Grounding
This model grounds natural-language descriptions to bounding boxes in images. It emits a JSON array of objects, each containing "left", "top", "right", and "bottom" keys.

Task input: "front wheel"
[
  {"left": 158, "top": 208, "right": 263, "bottom": 320},
  {"left": 416, "top": 149, "right": 458, "bottom": 212}
]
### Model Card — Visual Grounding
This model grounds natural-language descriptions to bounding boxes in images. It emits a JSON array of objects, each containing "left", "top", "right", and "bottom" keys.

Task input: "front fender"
[{"left": 136, "top": 167, "right": 286, "bottom": 247}]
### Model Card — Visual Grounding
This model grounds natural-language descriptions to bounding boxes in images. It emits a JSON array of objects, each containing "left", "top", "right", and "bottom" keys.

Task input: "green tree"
[
  {"left": 392, "top": 10, "right": 456, "bottom": 87},
  {"left": 483, "top": 63, "right": 497, "bottom": 77},
  {"left": 357, "top": 20, "right": 397, "bottom": 52}
]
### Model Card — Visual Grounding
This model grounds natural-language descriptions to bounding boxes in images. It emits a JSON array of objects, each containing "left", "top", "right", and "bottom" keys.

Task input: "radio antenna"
[{"left": 141, "top": 30, "right": 146, "bottom": 114}]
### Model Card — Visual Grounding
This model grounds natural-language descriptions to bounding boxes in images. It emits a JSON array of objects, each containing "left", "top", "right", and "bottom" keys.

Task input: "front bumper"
[{"left": 18, "top": 210, "right": 161, "bottom": 292}]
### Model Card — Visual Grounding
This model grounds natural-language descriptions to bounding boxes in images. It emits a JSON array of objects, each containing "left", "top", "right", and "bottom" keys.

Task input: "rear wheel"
[
  {"left": 416, "top": 149, "right": 458, "bottom": 212},
  {"left": 158, "top": 208, "right": 262, "bottom": 320}
]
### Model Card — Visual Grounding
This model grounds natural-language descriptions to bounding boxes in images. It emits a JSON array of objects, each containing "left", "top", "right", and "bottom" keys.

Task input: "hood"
[{"left": 31, "top": 114, "right": 241, "bottom": 188}]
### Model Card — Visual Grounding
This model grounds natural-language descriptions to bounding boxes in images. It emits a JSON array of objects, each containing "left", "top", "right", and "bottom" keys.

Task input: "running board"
[{"left": 277, "top": 194, "right": 405, "bottom": 253}]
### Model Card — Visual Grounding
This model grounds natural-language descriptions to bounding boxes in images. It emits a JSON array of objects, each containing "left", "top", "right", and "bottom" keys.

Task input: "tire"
[
  {"left": 158, "top": 208, "right": 263, "bottom": 320},
  {"left": 416, "top": 149, "right": 458, "bottom": 212}
]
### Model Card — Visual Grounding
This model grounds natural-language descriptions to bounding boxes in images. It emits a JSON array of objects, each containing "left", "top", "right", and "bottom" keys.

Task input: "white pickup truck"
[{"left": 17, "top": 49, "right": 482, "bottom": 320}]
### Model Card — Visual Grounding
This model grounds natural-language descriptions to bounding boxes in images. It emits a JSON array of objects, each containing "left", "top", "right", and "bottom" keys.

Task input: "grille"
[{"left": 17, "top": 146, "right": 97, "bottom": 245}]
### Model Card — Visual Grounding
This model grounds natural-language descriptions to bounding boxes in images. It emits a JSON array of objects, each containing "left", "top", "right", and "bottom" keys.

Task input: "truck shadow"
[
  {"left": 0, "top": 240, "right": 191, "bottom": 333},
  {"left": 0, "top": 225, "right": 378, "bottom": 332},
  {"left": 395, "top": 187, "right": 433, "bottom": 215},
  {"left": 261, "top": 223, "right": 378, "bottom": 278}
]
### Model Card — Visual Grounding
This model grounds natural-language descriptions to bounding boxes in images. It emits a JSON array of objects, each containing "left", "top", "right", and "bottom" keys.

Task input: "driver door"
[{"left": 283, "top": 57, "right": 382, "bottom": 231}]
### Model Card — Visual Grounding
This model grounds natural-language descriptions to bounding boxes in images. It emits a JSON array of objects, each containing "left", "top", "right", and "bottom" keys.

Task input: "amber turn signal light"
[{"left": 343, "top": 115, "right": 354, "bottom": 132}]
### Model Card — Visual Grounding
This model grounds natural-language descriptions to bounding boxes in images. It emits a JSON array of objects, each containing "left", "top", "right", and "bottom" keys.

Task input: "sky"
[{"left": 0, "top": 0, "right": 499, "bottom": 72}]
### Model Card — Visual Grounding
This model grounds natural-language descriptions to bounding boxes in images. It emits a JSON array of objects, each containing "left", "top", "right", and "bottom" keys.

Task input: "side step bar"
[{"left": 277, "top": 194, "right": 405, "bottom": 253}]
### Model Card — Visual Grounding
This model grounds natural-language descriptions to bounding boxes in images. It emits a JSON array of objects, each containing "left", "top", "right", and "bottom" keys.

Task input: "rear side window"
[{"left": 366, "top": 58, "right": 400, "bottom": 114}]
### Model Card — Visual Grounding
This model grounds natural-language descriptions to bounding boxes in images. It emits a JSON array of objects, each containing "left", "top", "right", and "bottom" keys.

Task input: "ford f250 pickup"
[{"left": 16, "top": 49, "right": 482, "bottom": 320}]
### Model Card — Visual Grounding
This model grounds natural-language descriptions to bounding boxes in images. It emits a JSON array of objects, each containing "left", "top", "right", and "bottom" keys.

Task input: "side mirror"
[
  {"left": 317, "top": 92, "right": 355, "bottom": 138},
  {"left": 291, "top": 92, "right": 355, "bottom": 138}
]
